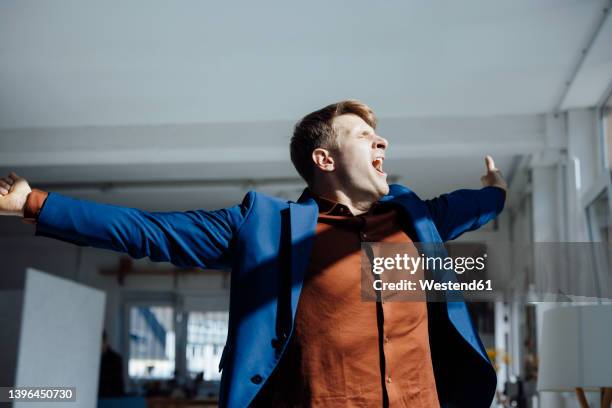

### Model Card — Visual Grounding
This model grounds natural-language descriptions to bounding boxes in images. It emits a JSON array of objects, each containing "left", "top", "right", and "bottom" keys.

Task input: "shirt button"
[
  {"left": 251, "top": 374, "right": 263, "bottom": 384},
  {"left": 361, "top": 233, "right": 367, "bottom": 239},
  {"left": 384, "top": 337, "right": 390, "bottom": 344},
  {"left": 387, "top": 377, "right": 392, "bottom": 384}
]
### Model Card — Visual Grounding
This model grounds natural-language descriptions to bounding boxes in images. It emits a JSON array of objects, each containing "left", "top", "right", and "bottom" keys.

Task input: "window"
[
  {"left": 122, "top": 291, "right": 230, "bottom": 392},
  {"left": 586, "top": 90, "right": 612, "bottom": 243},
  {"left": 186, "top": 311, "right": 229, "bottom": 381},
  {"left": 586, "top": 191, "right": 611, "bottom": 242},
  {"left": 603, "top": 91, "right": 612, "bottom": 168},
  {"left": 128, "top": 305, "right": 175, "bottom": 379}
]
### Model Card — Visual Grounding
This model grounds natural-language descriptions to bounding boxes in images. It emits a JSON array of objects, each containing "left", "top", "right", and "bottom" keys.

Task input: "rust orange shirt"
[{"left": 256, "top": 196, "right": 439, "bottom": 407}]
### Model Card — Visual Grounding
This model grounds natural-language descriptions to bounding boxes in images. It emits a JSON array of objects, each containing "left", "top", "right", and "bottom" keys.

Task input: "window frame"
[
  {"left": 597, "top": 81, "right": 612, "bottom": 170},
  {"left": 121, "top": 290, "right": 229, "bottom": 394},
  {"left": 122, "top": 292, "right": 177, "bottom": 387},
  {"left": 585, "top": 84, "right": 612, "bottom": 242},
  {"left": 185, "top": 310, "right": 229, "bottom": 381}
]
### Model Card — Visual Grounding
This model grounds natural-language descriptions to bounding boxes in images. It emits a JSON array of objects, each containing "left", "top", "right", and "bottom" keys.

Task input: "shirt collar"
[
  {"left": 314, "top": 194, "right": 353, "bottom": 216},
  {"left": 305, "top": 189, "right": 387, "bottom": 216}
]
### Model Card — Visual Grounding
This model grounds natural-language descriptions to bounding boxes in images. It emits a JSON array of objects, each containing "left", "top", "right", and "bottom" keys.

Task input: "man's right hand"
[{"left": 0, "top": 172, "right": 32, "bottom": 216}]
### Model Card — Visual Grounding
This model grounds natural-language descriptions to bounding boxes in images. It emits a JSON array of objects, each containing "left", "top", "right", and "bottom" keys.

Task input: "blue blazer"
[{"left": 36, "top": 184, "right": 505, "bottom": 408}]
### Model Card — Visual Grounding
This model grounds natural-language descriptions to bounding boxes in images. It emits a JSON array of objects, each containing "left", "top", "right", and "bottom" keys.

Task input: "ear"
[{"left": 312, "top": 148, "right": 335, "bottom": 172}]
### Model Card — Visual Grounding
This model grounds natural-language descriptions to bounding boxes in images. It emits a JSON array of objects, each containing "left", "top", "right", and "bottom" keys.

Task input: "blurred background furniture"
[
  {"left": 538, "top": 305, "right": 612, "bottom": 408},
  {"left": 0, "top": 269, "right": 105, "bottom": 408}
]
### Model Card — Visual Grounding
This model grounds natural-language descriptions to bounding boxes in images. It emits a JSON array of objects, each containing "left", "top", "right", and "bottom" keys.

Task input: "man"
[{"left": 0, "top": 100, "right": 506, "bottom": 407}]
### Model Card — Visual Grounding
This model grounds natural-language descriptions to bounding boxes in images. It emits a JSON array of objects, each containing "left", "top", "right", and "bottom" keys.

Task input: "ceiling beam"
[{"left": 0, "top": 114, "right": 546, "bottom": 168}]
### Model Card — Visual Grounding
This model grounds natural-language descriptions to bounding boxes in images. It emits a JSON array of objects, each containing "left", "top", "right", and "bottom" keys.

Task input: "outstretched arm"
[
  {"left": 425, "top": 156, "right": 507, "bottom": 242},
  {"left": 0, "top": 173, "right": 250, "bottom": 269}
]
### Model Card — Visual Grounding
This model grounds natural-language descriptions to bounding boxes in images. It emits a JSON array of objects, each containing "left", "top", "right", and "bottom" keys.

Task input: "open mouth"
[{"left": 372, "top": 157, "right": 386, "bottom": 175}]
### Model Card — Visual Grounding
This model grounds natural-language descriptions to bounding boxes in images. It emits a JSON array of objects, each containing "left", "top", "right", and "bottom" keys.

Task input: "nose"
[{"left": 374, "top": 134, "right": 388, "bottom": 150}]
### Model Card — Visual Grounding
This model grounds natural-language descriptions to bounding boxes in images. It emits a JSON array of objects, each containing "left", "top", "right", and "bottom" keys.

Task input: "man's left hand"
[{"left": 480, "top": 155, "right": 507, "bottom": 192}]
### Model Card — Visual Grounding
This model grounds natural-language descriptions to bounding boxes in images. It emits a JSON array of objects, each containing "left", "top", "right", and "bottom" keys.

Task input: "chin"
[
  {"left": 380, "top": 184, "right": 390, "bottom": 196},
  {"left": 373, "top": 183, "right": 389, "bottom": 199}
]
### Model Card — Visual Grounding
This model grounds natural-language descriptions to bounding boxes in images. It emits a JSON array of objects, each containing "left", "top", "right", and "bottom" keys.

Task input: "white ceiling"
[
  {"left": 0, "top": 0, "right": 610, "bottom": 217},
  {"left": 0, "top": 0, "right": 610, "bottom": 128}
]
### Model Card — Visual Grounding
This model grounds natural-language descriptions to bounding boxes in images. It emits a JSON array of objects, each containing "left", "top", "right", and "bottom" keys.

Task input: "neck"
[{"left": 310, "top": 185, "right": 377, "bottom": 215}]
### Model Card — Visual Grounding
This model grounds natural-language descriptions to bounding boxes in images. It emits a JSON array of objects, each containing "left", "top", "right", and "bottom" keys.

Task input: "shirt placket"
[{"left": 360, "top": 214, "right": 396, "bottom": 406}]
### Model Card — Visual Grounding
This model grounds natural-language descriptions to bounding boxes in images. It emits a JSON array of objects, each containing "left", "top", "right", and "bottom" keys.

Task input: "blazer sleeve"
[
  {"left": 424, "top": 186, "right": 506, "bottom": 242},
  {"left": 35, "top": 192, "right": 254, "bottom": 269}
]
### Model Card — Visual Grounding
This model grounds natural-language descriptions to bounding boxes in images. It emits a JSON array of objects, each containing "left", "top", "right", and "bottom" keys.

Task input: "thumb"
[{"left": 485, "top": 155, "right": 496, "bottom": 172}]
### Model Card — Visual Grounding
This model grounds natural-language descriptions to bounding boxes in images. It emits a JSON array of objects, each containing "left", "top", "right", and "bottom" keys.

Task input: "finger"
[
  {"left": 485, "top": 155, "right": 496, "bottom": 172},
  {"left": 8, "top": 172, "right": 19, "bottom": 182},
  {"left": 0, "top": 188, "right": 8, "bottom": 195},
  {"left": 0, "top": 179, "right": 10, "bottom": 189}
]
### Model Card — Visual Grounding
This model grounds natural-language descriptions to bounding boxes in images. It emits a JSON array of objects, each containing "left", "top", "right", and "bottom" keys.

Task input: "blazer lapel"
[
  {"left": 288, "top": 197, "right": 319, "bottom": 322},
  {"left": 382, "top": 185, "right": 441, "bottom": 244},
  {"left": 384, "top": 185, "right": 489, "bottom": 361}
]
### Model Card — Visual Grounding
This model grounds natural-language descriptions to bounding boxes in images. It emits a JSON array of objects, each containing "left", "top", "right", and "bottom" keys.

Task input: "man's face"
[{"left": 329, "top": 113, "right": 389, "bottom": 200}]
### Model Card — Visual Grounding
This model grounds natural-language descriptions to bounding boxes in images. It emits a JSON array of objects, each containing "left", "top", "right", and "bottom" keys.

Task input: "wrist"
[
  {"left": 22, "top": 189, "right": 48, "bottom": 224},
  {"left": 487, "top": 185, "right": 507, "bottom": 201}
]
